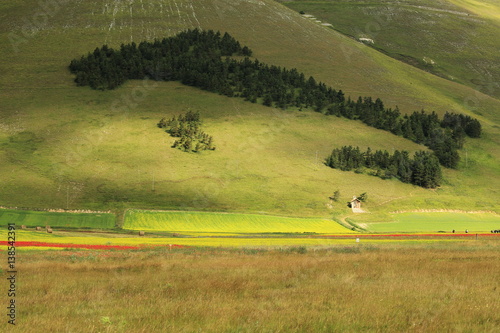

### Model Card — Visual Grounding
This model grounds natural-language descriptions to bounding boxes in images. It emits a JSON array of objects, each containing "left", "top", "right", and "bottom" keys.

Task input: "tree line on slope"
[
  {"left": 326, "top": 99, "right": 480, "bottom": 169},
  {"left": 325, "top": 146, "right": 441, "bottom": 188},
  {"left": 69, "top": 29, "right": 481, "bottom": 182}
]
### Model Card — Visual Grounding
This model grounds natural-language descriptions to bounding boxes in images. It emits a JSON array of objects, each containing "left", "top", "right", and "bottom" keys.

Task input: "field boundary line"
[
  {"left": 0, "top": 206, "right": 112, "bottom": 214},
  {"left": 390, "top": 209, "right": 499, "bottom": 215},
  {"left": 124, "top": 208, "right": 332, "bottom": 220}
]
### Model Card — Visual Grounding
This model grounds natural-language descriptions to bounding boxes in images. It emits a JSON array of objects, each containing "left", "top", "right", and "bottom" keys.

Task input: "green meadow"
[
  {"left": 0, "top": 208, "right": 115, "bottom": 229},
  {"left": 352, "top": 212, "right": 500, "bottom": 233}
]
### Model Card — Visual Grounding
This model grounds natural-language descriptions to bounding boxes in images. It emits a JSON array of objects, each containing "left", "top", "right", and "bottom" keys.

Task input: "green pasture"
[
  {"left": 123, "top": 210, "right": 355, "bottom": 234},
  {"left": 361, "top": 212, "right": 500, "bottom": 233},
  {"left": 0, "top": 209, "right": 115, "bottom": 229}
]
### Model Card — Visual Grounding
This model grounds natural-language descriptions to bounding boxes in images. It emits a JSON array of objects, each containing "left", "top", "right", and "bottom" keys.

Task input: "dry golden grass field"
[{"left": 3, "top": 241, "right": 500, "bottom": 332}]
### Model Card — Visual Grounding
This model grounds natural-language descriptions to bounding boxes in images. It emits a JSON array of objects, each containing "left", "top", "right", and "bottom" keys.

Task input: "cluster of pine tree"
[
  {"left": 158, "top": 111, "right": 215, "bottom": 152},
  {"left": 70, "top": 29, "right": 481, "bottom": 170},
  {"left": 325, "top": 146, "right": 442, "bottom": 188}
]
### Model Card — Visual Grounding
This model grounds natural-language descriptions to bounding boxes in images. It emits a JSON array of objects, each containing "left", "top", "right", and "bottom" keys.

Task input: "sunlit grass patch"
[
  {"left": 123, "top": 210, "right": 356, "bottom": 234},
  {"left": 363, "top": 212, "right": 500, "bottom": 233}
]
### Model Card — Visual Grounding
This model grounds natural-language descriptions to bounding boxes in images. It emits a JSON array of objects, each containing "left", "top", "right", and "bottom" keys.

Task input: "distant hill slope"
[
  {"left": 0, "top": 0, "right": 498, "bottom": 217},
  {"left": 278, "top": 0, "right": 500, "bottom": 100}
]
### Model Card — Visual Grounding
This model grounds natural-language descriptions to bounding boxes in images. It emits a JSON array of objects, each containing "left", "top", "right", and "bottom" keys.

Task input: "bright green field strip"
[
  {"left": 0, "top": 209, "right": 115, "bottom": 229},
  {"left": 123, "top": 210, "right": 355, "bottom": 234},
  {"left": 366, "top": 213, "right": 500, "bottom": 233}
]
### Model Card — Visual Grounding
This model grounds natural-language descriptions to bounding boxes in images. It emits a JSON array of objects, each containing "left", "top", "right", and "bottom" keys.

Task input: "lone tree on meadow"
[
  {"left": 330, "top": 190, "right": 341, "bottom": 202},
  {"left": 358, "top": 192, "right": 368, "bottom": 202}
]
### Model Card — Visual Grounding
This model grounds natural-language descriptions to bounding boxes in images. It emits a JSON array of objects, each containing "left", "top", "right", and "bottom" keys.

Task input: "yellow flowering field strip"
[
  {"left": 0, "top": 229, "right": 476, "bottom": 250},
  {"left": 123, "top": 210, "right": 355, "bottom": 234}
]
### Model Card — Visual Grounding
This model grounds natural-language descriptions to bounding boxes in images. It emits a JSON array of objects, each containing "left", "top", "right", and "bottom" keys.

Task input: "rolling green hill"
[
  {"left": 279, "top": 0, "right": 500, "bottom": 100},
  {"left": 0, "top": 0, "right": 498, "bottom": 220}
]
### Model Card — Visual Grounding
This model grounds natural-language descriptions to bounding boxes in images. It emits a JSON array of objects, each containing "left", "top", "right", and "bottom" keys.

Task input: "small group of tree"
[
  {"left": 325, "top": 146, "right": 442, "bottom": 188},
  {"left": 158, "top": 111, "right": 215, "bottom": 152}
]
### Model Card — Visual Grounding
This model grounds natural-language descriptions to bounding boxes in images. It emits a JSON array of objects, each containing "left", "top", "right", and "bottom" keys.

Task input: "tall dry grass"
[{"left": 6, "top": 242, "right": 500, "bottom": 332}]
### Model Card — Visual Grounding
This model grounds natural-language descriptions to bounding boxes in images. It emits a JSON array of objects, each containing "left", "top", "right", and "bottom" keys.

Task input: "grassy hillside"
[
  {"left": 0, "top": 0, "right": 498, "bottom": 218},
  {"left": 279, "top": 0, "right": 500, "bottom": 100}
]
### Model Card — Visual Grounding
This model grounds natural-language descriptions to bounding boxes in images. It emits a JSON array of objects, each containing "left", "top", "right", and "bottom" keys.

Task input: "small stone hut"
[{"left": 350, "top": 196, "right": 361, "bottom": 209}]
